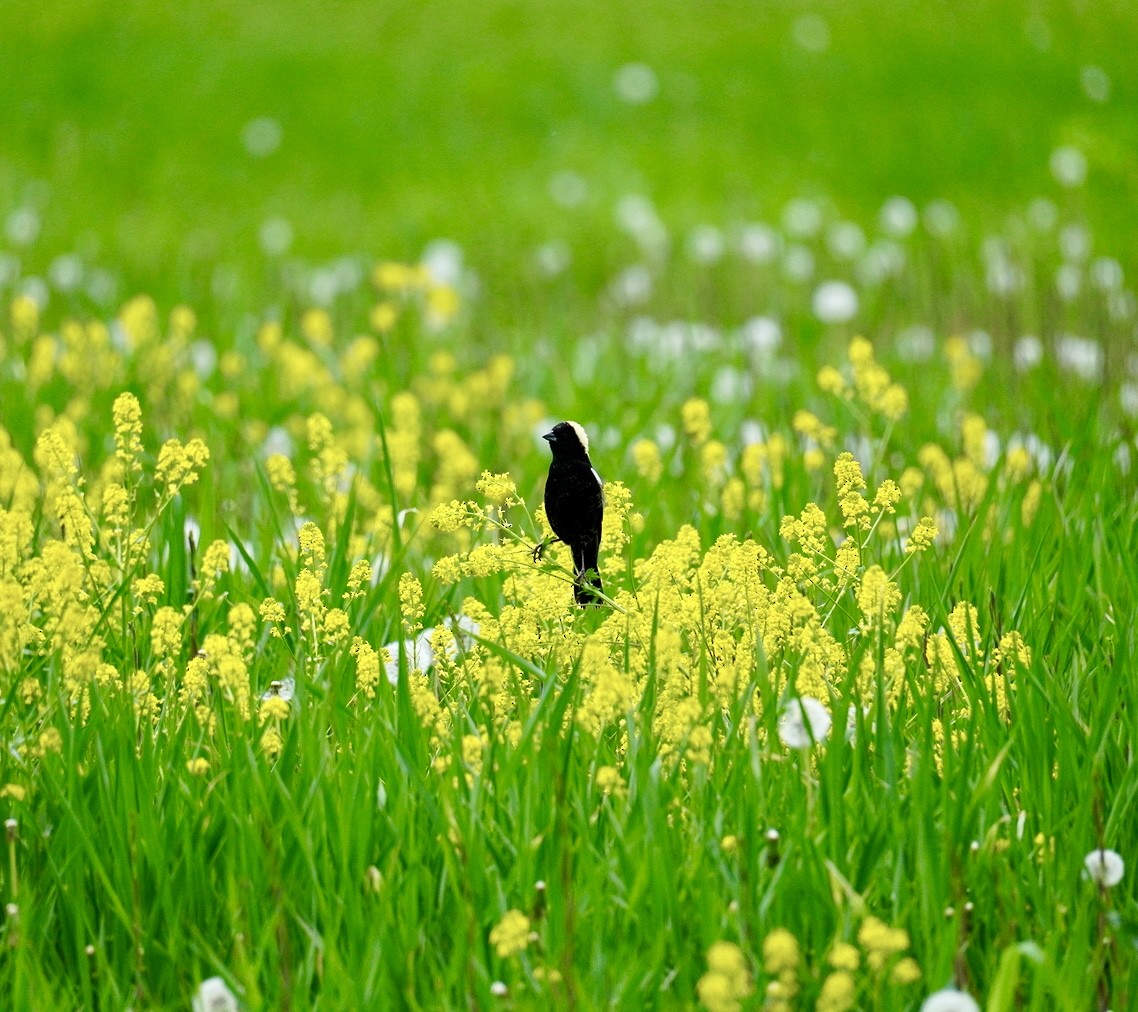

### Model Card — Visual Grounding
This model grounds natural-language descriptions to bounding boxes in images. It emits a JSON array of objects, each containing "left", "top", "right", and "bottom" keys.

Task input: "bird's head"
[{"left": 543, "top": 420, "right": 591, "bottom": 459}]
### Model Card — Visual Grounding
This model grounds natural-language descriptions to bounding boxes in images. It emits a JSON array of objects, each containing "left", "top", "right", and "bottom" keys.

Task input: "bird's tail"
[{"left": 574, "top": 542, "right": 604, "bottom": 606}]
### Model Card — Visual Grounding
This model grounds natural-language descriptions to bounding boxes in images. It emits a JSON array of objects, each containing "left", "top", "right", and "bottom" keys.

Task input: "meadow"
[{"left": 2, "top": 2, "right": 1138, "bottom": 1010}]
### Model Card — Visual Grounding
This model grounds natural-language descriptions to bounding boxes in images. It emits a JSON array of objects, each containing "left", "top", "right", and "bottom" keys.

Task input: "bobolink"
[{"left": 537, "top": 420, "right": 605, "bottom": 606}]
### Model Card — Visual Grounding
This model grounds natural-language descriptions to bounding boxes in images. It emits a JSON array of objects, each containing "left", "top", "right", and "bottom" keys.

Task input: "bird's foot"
[{"left": 531, "top": 536, "right": 560, "bottom": 563}]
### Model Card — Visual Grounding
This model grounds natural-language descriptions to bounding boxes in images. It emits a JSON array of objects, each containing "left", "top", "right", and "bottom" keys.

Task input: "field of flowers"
[
  {"left": 2, "top": 4, "right": 1138, "bottom": 1010},
  {"left": 2, "top": 182, "right": 1136, "bottom": 1009}
]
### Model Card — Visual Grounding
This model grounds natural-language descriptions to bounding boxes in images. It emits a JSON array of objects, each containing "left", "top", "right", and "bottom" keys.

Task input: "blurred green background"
[{"left": 1, "top": 0, "right": 1135, "bottom": 318}]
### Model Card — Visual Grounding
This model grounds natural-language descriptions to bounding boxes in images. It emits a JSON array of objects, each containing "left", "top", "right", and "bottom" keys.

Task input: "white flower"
[
  {"left": 490, "top": 980, "right": 509, "bottom": 997},
  {"left": 1059, "top": 223, "right": 1090, "bottom": 261},
  {"left": 382, "top": 633, "right": 435, "bottom": 686},
  {"left": 687, "top": 225, "right": 725, "bottom": 265},
  {"left": 1014, "top": 336, "right": 1043, "bottom": 372},
  {"left": 1026, "top": 198, "right": 1057, "bottom": 232},
  {"left": 5, "top": 207, "right": 41, "bottom": 246},
  {"left": 260, "top": 677, "right": 295, "bottom": 704},
  {"left": 740, "top": 316, "right": 782, "bottom": 357},
  {"left": 896, "top": 326, "right": 936, "bottom": 362},
  {"left": 1090, "top": 257, "right": 1123, "bottom": 291},
  {"left": 826, "top": 222, "right": 865, "bottom": 260},
  {"left": 610, "top": 265, "right": 653, "bottom": 306},
  {"left": 1055, "top": 264, "right": 1081, "bottom": 302},
  {"left": 1120, "top": 383, "right": 1138, "bottom": 419},
  {"left": 812, "top": 280, "right": 859, "bottom": 324},
  {"left": 535, "top": 241, "right": 570, "bottom": 277},
  {"left": 549, "top": 170, "right": 588, "bottom": 207},
  {"left": 923, "top": 200, "right": 961, "bottom": 237},
  {"left": 782, "top": 244, "right": 815, "bottom": 282},
  {"left": 920, "top": 988, "right": 980, "bottom": 1012},
  {"left": 782, "top": 199, "right": 822, "bottom": 238},
  {"left": 613, "top": 62, "right": 658, "bottom": 104},
  {"left": 778, "top": 697, "right": 832, "bottom": 749},
  {"left": 880, "top": 196, "right": 918, "bottom": 238},
  {"left": 1050, "top": 146, "right": 1087, "bottom": 188},
  {"left": 791, "top": 13, "right": 829, "bottom": 52},
  {"left": 736, "top": 223, "right": 780, "bottom": 264},
  {"left": 1055, "top": 335, "right": 1103, "bottom": 382},
  {"left": 1080, "top": 65, "right": 1111, "bottom": 103},
  {"left": 193, "top": 976, "right": 239, "bottom": 1012},
  {"left": 421, "top": 239, "right": 464, "bottom": 287},
  {"left": 1084, "top": 848, "right": 1125, "bottom": 888},
  {"left": 241, "top": 116, "right": 282, "bottom": 157},
  {"left": 48, "top": 254, "right": 83, "bottom": 292},
  {"left": 259, "top": 217, "right": 293, "bottom": 256}
]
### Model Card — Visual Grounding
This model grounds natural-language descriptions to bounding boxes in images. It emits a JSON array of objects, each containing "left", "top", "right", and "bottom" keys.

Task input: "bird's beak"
[{"left": 542, "top": 431, "right": 556, "bottom": 443}]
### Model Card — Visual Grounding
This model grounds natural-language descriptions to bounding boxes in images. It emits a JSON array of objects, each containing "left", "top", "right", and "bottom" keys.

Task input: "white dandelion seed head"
[
  {"left": 5, "top": 207, "right": 41, "bottom": 246},
  {"left": 923, "top": 200, "right": 961, "bottom": 238},
  {"left": 1084, "top": 848, "right": 1125, "bottom": 888},
  {"left": 880, "top": 196, "right": 918, "bottom": 238},
  {"left": 967, "top": 329, "right": 992, "bottom": 360},
  {"left": 1108, "top": 291, "right": 1136, "bottom": 322},
  {"left": 421, "top": 239, "right": 464, "bottom": 287},
  {"left": 857, "top": 241, "right": 906, "bottom": 285},
  {"left": 711, "top": 365, "right": 752, "bottom": 403},
  {"left": 812, "top": 280, "right": 859, "bottom": 324},
  {"left": 48, "top": 254, "right": 83, "bottom": 292},
  {"left": 654, "top": 423, "right": 677, "bottom": 451},
  {"left": 778, "top": 697, "right": 832, "bottom": 749},
  {"left": 1080, "top": 65, "right": 1111, "bottom": 103},
  {"left": 549, "top": 170, "right": 588, "bottom": 208},
  {"left": 1055, "top": 264, "right": 1082, "bottom": 302},
  {"left": 0, "top": 252, "right": 19, "bottom": 286},
  {"left": 615, "top": 194, "right": 658, "bottom": 235},
  {"left": 1090, "top": 257, "right": 1123, "bottom": 292},
  {"left": 610, "top": 264, "right": 653, "bottom": 306},
  {"left": 920, "top": 988, "right": 981, "bottom": 1012},
  {"left": 1055, "top": 334, "right": 1103, "bottom": 382},
  {"left": 261, "top": 677, "right": 295, "bottom": 704},
  {"left": 535, "top": 240, "right": 570, "bottom": 277},
  {"left": 896, "top": 325, "right": 936, "bottom": 363},
  {"left": 782, "top": 244, "right": 815, "bottom": 282},
  {"left": 86, "top": 268, "right": 118, "bottom": 306},
  {"left": 241, "top": 116, "right": 282, "bottom": 157},
  {"left": 1026, "top": 198, "right": 1058, "bottom": 232},
  {"left": 736, "top": 223, "right": 781, "bottom": 264},
  {"left": 1013, "top": 335, "right": 1043, "bottom": 372},
  {"left": 259, "top": 217, "right": 293, "bottom": 256},
  {"left": 791, "top": 14, "right": 830, "bottom": 52},
  {"left": 613, "top": 62, "right": 658, "bottom": 104},
  {"left": 18, "top": 276, "right": 49, "bottom": 310},
  {"left": 1059, "top": 223, "right": 1091, "bottom": 262},
  {"left": 193, "top": 976, "right": 240, "bottom": 1012},
  {"left": 826, "top": 221, "right": 866, "bottom": 260},
  {"left": 1050, "top": 146, "right": 1087, "bottom": 188},
  {"left": 740, "top": 316, "right": 782, "bottom": 357},
  {"left": 490, "top": 981, "right": 509, "bottom": 997},
  {"left": 782, "top": 198, "right": 823, "bottom": 239},
  {"left": 188, "top": 340, "right": 218, "bottom": 380},
  {"left": 687, "top": 224, "right": 725, "bottom": 265},
  {"left": 1121, "top": 383, "right": 1138, "bottom": 419}
]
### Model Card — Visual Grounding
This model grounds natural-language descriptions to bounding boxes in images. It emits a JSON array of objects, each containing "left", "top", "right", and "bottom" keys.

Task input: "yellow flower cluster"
[
  {"left": 697, "top": 941, "right": 752, "bottom": 1012},
  {"left": 488, "top": 909, "right": 531, "bottom": 958}
]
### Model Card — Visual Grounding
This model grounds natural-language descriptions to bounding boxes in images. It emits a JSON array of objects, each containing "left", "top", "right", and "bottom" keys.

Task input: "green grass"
[
  {"left": 2, "top": 0, "right": 1137, "bottom": 323},
  {"left": 1, "top": 3, "right": 1138, "bottom": 1009}
]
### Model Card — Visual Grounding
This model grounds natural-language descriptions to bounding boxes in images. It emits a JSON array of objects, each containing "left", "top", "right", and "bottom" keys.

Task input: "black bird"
[{"left": 536, "top": 420, "right": 605, "bottom": 606}]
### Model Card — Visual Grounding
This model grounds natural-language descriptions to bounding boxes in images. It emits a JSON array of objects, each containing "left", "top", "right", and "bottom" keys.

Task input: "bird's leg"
[{"left": 531, "top": 536, "right": 560, "bottom": 563}]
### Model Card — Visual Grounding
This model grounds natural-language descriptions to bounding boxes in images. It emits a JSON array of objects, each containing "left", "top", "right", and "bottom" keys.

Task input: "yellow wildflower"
[{"left": 489, "top": 909, "right": 531, "bottom": 958}]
